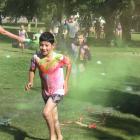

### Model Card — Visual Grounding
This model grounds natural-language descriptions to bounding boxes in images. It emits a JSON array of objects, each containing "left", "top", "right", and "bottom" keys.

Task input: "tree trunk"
[
  {"left": 120, "top": 16, "right": 131, "bottom": 41},
  {"left": 104, "top": 16, "right": 115, "bottom": 44}
]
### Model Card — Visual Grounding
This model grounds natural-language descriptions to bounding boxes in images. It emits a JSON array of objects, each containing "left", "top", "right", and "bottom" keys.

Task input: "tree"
[
  {"left": 4, "top": 0, "right": 41, "bottom": 22},
  {"left": 91, "top": 0, "right": 136, "bottom": 41},
  {"left": 1, "top": 0, "right": 139, "bottom": 41}
]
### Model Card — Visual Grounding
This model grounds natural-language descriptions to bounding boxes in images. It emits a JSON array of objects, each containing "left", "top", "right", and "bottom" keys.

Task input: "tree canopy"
[{"left": 0, "top": 0, "right": 140, "bottom": 41}]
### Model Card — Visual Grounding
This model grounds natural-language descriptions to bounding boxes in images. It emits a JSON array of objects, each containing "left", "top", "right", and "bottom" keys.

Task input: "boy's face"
[
  {"left": 77, "top": 35, "right": 84, "bottom": 45},
  {"left": 39, "top": 41, "right": 54, "bottom": 56}
]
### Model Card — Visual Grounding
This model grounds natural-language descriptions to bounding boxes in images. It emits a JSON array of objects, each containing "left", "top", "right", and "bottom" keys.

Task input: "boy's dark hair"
[{"left": 39, "top": 32, "right": 54, "bottom": 44}]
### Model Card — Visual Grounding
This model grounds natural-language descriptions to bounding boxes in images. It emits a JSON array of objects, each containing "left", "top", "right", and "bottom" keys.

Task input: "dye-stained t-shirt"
[{"left": 30, "top": 52, "right": 69, "bottom": 96}]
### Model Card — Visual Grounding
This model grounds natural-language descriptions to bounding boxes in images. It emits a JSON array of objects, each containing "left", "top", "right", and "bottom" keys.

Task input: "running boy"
[{"left": 25, "top": 32, "right": 71, "bottom": 140}]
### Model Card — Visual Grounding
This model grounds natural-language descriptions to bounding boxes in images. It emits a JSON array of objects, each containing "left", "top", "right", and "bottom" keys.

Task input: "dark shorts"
[{"left": 42, "top": 94, "right": 63, "bottom": 104}]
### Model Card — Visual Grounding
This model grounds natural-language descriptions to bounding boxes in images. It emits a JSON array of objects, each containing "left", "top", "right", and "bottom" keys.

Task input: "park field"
[{"left": 0, "top": 41, "right": 140, "bottom": 140}]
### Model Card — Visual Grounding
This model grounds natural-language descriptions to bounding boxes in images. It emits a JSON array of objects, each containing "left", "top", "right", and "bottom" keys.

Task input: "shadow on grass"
[
  {"left": 125, "top": 76, "right": 140, "bottom": 92},
  {"left": 71, "top": 76, "right": 140, "bottom": 117},
  {"left": 0, "top": 125, "right": 47, "bottom": 140},
  {"left": 105, "top": 89, "right": 140, "bottom": 116},
  {"left": 65, "top": 126, "right": 125, "bottom": 140},
  {"left": 88, "top": 112, "right": 140, "bottom": 136},
  {"left": 105, "top": 76, "right": 140, "bottom": 117},
  {"left": 80, "top": 126, "right": 125, "bottom": 140},
  {"left": 71, "top": 88, "right": 140, "bottom": 117},
  {"left": 105, "top": 115, "right": 140, "bottom": 136},
  {"left": 63, "top": 124, "right": 125, "bottom": 140}
]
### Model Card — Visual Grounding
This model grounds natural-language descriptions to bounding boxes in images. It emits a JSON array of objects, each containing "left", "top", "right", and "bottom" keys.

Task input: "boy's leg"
[
  {"left": 52, "top": 107, "right": 63, "bottom": 140},
  {"left": 43, "top": 97, "right": 57, "bottom": 140}
]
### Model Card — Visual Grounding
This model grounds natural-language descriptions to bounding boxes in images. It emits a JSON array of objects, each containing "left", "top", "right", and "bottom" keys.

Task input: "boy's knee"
[{"left": 42, "top": 110, "right": 50, "bottom": 119}]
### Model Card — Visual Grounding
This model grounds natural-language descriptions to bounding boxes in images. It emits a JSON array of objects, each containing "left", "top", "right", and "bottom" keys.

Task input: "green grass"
[
  {"left": 131, "top": 33, "right": 140, "bottom": 41},
  {"left": 0, "top": 41, "right": 140, "bottom": 140}
]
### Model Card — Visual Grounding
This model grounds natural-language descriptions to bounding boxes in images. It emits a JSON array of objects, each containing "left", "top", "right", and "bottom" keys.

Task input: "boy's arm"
[
  {"left": 0, "top": 26, "right": 24, "bottom": 42},
  {"left": 64, "top": 56, "right": 72, "bottom": 94},
  {"left": 65, "top": 57, "right": 71, "bottom": 81},
  {"left": 25, "top": 70, "right": 35, "bottom": 91}
]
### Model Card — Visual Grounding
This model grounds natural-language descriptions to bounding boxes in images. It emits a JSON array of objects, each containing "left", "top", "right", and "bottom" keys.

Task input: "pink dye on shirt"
[{"left": 30, "top": 52, "right": 69, "bottom": 95}]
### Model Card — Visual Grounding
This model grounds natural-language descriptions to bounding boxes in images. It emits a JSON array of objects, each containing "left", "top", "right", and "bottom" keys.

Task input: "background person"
[
  {"left": 72, "top": 31, "right": 91, "bottom": 73},
  {"left": 18, "top": 25, "right": 28, "bottom": 51}
]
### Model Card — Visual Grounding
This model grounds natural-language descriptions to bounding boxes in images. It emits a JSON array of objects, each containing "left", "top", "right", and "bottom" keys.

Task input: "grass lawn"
[
  {"left": 131, "top": 32, "right": 140, "bottom": 41},
  {"left": 0, "top": 40, "right": 140, "bottom": 140}
]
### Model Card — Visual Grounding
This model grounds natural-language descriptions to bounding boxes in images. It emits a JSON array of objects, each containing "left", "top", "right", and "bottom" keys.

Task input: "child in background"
[
  {"left": 71, "top": 31, "right": 91, "bottom": 87},
  {"left": 71, "top": 31, "right": 91, "bottom": 72},
  {"left": 115, "top": 22, "right": 122, "bottom": 39},
  {"left": 62, "top": 20, "right": 68, "bottom": 40},
  {"left": 19, "top": 25, "right": 28, "bottom": 51},
  {"left": 25, "top": 32, "right": 71, "bottom": 140}
]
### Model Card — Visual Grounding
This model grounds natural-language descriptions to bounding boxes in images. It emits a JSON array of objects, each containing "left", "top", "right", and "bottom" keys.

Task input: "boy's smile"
[{"left": 39, "top": 41, "right": 54, "bottom": 56}]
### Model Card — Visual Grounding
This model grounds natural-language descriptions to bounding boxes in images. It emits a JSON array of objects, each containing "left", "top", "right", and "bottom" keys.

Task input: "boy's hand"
[{"left": 25, "top": 82, "right": 33, "bottom": 91}]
